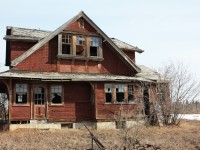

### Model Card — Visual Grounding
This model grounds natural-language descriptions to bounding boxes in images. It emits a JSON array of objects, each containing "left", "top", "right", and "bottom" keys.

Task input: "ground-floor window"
[
  {"left": 128, "top": 84, "right": 135, "bottom": 102},
  {"left": 15, "top": 84, "right": 28, "bottom": 104},
  {"left": 105, "top": 84, "right": 113, "bottom": 103},
  {"left": 104, "top": 83, "right": 137, "bottom": 104},
  {"left": 116, "top": 84, "right": 125, "bottom": 102},
  {"left": 51, "top": 85, "right": 62, "bottom": 104}
]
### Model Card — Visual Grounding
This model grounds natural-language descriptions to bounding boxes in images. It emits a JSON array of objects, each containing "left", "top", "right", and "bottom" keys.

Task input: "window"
[
  {"left": 105, "top": 84, "right": 113, "bottom": 103},
  {"left": 15, "top": 84, "right": 27, "bottom": 104},
  {"left": 51, "top": 85, "right": 62, "bottom": 104},
  {"left": 76, "top": 36, "right": 86, "bottom": 56},
  {"left": 116, "top": 84, "right": 125, "bottom": 102},
  {"left": 34, "top": 87, "right": 45, "bottom": 105},
  {"left": 90, "top": 37, "right": 101, "bottom": 56},
  {"left": 79, "top": 19, "right": 84, "bottom": 28},
  {"left": 62, "top": 34, "right": 72, "bottom": 54},
  {"left": 128, "top": 84, "right": 135, "bottom": 102}
]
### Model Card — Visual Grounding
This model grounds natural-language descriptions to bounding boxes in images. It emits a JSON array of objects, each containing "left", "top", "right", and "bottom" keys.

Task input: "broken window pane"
[
  {"left": 90, "top": 37, "right": 101, "bottom": 57},
  {"left": 105, "top": 84, "right": 113, "bottom": 103},
  {"left": 16, "top": 84, "right": 28, "bottom": 104},
  {"left": 51, "top": 85, "right": 62, "bottom": 104},
  {"left": 116, "top": 84, "right": 125, "bottom": 102},
  {"left": 62, "top": 34, "right": 72, "bottom": 54}
]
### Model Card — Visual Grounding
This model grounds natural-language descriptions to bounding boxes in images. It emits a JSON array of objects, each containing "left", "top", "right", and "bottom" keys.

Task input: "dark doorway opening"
[{"left": 143, "top": 86, "right": 150, "bottom": 116}]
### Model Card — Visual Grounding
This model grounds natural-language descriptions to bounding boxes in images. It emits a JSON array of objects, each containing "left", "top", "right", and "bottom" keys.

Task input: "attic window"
[
  {"left": 76, "top": 35, "right": 86, "bottom": 56},
  {"left": 90, "top": 37, "right": 102, "bottom": 57},
  {"left": 62, "top": 34, "right": 72, "bottom": 54},
  {"left": 79, "top": 19, "right": 84, "bottom": 28}
]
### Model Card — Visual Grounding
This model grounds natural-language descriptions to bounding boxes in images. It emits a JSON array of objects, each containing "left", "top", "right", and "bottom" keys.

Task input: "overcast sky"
[{"left": 0, "top": 0, "right": 200, "bottom": 80}]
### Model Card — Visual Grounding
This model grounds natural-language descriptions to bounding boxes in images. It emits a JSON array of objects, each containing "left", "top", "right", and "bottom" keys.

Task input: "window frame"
[
  {"left": 61, "top": 34, "right": 72, "bottom": 55},
  {"left": 14, "top": 83, "right": 29, "bottom": 105},
  {"left": 116, "top": 84, "right": 125, "bottom": 103},
  {"left": 50, "top": 85, "right": 64, "bottom": 105},
  {"left": 105, "top": 84, "right": 113, "bottom": 103},
  {"left": 128, "top": 84, "right": 135, "bottom": 103},
  {"left": 89, "top": 37, "right": 102, "bottom": 57},
  {"left": 58, "top": 33, "right": 103, "bottom": 61}
]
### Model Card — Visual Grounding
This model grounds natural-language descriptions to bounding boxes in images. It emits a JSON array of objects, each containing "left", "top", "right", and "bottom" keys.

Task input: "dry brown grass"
[{"left": 0, "top": 120, "right": 199, "bottom": 150}]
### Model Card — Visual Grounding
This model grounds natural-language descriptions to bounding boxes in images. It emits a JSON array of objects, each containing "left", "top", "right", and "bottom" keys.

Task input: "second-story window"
[
  {"left": 62, "top": 34, "right": 72, "bottom": 54},
  {"left": 76, "top": 35, "right": 86, "bottom": 56},
  {"left": 90, "top": 37, "right": 101, "bottom": 57}
]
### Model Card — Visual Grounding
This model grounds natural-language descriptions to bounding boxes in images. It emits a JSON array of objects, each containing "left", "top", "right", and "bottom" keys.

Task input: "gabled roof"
[
  {"left": 10, "top": 11, "right": 141, "bottom": 73},
  {"left": 111, "top": 38, "right": 144, "bottom": 53}
]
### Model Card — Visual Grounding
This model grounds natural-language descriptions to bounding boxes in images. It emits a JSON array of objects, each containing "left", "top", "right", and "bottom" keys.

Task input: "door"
[{"left": 33, "top": 87, "right": 46, "bottom": 119}]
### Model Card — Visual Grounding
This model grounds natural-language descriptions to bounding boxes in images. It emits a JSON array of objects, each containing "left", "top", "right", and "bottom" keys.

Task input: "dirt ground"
[{"left": 0, "top": 120, "right": 199, "bottom": 150}]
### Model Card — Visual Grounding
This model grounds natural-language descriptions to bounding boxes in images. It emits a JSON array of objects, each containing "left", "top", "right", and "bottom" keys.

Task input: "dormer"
[{"left": 111, "top": 38, "right": 144, "bottom": 63}]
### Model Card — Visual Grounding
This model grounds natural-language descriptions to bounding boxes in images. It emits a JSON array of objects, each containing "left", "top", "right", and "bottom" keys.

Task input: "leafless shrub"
[{"left": 157, "top": 62, "right": 200, "bottom": 125}]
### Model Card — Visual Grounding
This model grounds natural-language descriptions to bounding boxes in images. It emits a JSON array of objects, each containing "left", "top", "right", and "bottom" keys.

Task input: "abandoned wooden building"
[{"left": 0, "top": 11, "right": 168, "bottom": 130}]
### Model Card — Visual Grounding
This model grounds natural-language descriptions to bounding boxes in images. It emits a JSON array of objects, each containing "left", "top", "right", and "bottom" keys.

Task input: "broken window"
[
  {"left": 105, "top": 84, "right": 113, "bottom": 103},
  {"left": 62, "top": 34, "right": 72, "bottom": 54},
  {"left": 33, "top": 87, "right": 45, "bottom": 105},
  {"left": 128, "top": 84, "right": 135, "bottom": 102},
  {"left": 76, "top": 36, "right": 86, "bottom": 56},
  {"left": 15, "top": 84, "right": 27, "bottom": 104},
  {"left": 90, "top": 37, "right": 101, "bottom": 57},
  {"left": 116, "top": 84, "right": 125, "bottom": 103},
  {"left": 51, "top": 85, "right": 62, "bottom": 104}
]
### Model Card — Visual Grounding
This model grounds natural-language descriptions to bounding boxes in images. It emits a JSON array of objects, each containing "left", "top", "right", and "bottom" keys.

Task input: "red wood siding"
[
  {"left": 65, "top": 18, "right": 97, "bottom": 34},
  {"left": 14, "top": 40, "right": 57, "bottom": 72},
  {"left": 48, "top": 82, "right": 95, "bottom": 122},
  {"left": 10, "top": 106, "right": 31, "bottom": 120},
  {"left": 101, "top": 45, "right": 134, "bottom": 75},
  {"left": 94, "top": 83, "right": 137, "bottom": 121},
  {"left": 10, "top": 41, "right": 36, "bottom": 62},
  {"left": 123, "top": 51, "right": 135, "bottom": 63}
]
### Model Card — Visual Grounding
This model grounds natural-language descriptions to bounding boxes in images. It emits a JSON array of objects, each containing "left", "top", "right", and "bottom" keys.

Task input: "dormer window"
[
  {"left": 62, "top": 34, "right": 72, "bottom": 54},
  {"left": 58, "top": 33, "right": 103, "bottom": 61},
  {"left": 76, "top": 35, "right": 86, "bottom": 56},
  {"left": 90, "top": 37, "right": 101, "bottom": 57}
]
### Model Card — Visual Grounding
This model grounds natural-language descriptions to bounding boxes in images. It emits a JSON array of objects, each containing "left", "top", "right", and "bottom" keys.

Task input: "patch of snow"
[{"left": 179, "top": 114, "right": 200, "bottom": 121}]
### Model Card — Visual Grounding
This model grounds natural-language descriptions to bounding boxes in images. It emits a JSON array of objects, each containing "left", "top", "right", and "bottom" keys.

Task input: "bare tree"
[
  {"left": 157, "top": 62, "right": 200, "bottom": 125},
  {"left": 0, "top": 93, "right": 8, "bottom": 121}
]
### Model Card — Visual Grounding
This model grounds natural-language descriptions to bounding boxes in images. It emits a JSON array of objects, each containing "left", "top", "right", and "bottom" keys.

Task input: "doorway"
[{"left": 33, "top": 87, "right": 46, "bottom": 120}]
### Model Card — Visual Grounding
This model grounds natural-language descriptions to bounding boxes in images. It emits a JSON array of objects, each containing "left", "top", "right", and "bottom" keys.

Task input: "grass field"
[{"left": 0, "top": 120, "right": 199, "bottom": 150}]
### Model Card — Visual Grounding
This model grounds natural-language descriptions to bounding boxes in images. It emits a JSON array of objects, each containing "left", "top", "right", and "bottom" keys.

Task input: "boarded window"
[
  {"left": 16, "top": 84, "right": 27, "bottom": 104},
  {"left": 116, "top": 84, "right": 125, "bottom": 102},
  {"left": 62, "top": 34, "right": 72, "bottom": 54},
  {"left": 51, "top": 85, "right": 62, "bottom": 104},
  {"left": 76, "top": 36, "right": 86, "bottom": 56},
  {"left": 34, "top": 87, "right": 45, "bottom": 105},
  {"left": 90, "top": 37, "right": 101, "bottom": 56},
  {"left": 105, "top": 84, "right": 113, "bottom": 103},
  {"left": 128, "top": 84, "right": 135, "bottom": 102}
]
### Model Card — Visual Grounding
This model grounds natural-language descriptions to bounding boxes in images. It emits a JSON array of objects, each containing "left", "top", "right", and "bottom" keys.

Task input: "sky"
[{"left": 0, "top": 0, "right": 200, "bottom": 80}]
